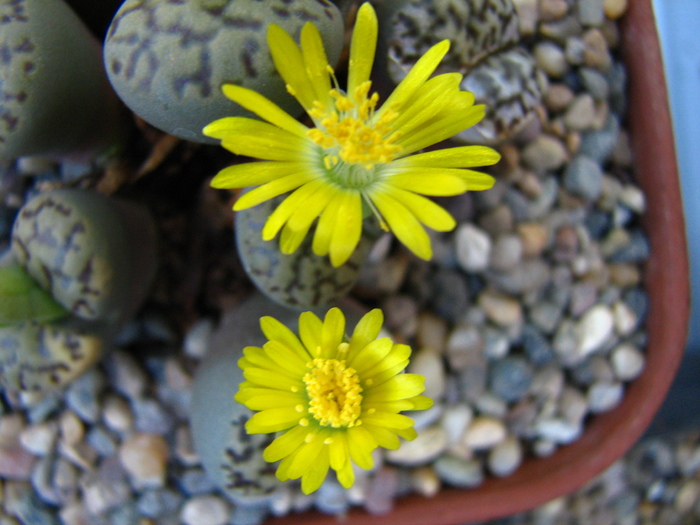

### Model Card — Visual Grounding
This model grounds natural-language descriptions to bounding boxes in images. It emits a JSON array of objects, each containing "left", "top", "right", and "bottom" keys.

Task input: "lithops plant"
[
  {"left": 378, "top": 0, "right": 544, "bottom": 144},
  {"left": 104, "top": 0, "right": 345, "bottom": 143},
  {"left": 191, "top": 294, "right": 294, "bottom": 505},
  {"left": 0, "top": 189, "right": 158, "bottom": 393},
  {"left": 236, "top": 196, "right": 378, "bottom": 310},
  {"left": 0, "top": 0, "right": 124, "bottom": 159},
  {"left": 11, "top": 189, "right": 157, "bottom": 327}
]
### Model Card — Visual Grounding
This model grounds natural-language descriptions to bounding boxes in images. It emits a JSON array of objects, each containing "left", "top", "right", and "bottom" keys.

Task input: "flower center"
[
  {"left": 303, "top": 357, "right": 363, "bottom": 428},
  {"left": 307, "top": 81, "right": 402, "bottom": 174}
]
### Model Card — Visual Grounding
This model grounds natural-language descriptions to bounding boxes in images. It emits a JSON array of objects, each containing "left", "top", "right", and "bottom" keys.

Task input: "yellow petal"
[
  {"left": 397, "top": 104, "right": 486, "bottom": 156},
  {"left": 393, "top": 145, "right": 501, "bottom": 168},
  {"left": 299, "top": 311, "right": 324, "bottom": 356},
  {"left": 361, "top": 424, "right": 401, "bottom": 450},
  {"left": 260, "top": 317, "right": 311, "bottom": 360},
  {"left": 301, "top": 23, "right": 332, "bottom": 108},
  {"left": 347, "top": 337, "right": 393, "bottom": 372},
  {"left": 386, "top": 187, "right": 457, "bottom": 232},
  {"left": 360, "top": 343, "right": 411, "bottom": 378},
  {"left": 347, "top": 2, "right": 378, "bottom": 95},
  {"left": 362, "top": 412, "right": 415, "bottom": 429},
  {"left": 246, "top": 407, "right": 302, "bottom": 433},
  {"left": 335, "top": 455, "right": 355, "bottom": 488},
  {"left": 364, "top": 374, "right": 426, "bottom": 402},
  {"left": 301, "top": 446, "right": 330, "bottom": 494},
  {"left": 321, "top": 307, "right": 346, "bottom": 357},
  {"left": 233, "top": 172, "right": 316, "bottom": 211},
  {"left": 408, "top": 395, "right": 434, "bottom": 411},
  {"left": 264, "top": 425, "right": 308, "bottom": 462},
  {"left": 210, "top": 161, "right": 308, "bottom": 189},
  {"left": 221, "top": 84, "right": 309, "bottom": 137},
  {"left": 458, "top": 169, "right": 497, "bottom": 191},
  {"left": 261, "top": 179, "right": 326, "bottom": 239},
  {"left": 377, "top": 39, "right": 450, "bottom": 118},
  {"left": 244, "top": 367, "right": 300, "bottom": 391},
  {"left": 347, "top": 309, "right": 384, "bottom": 358},
  {"left": 312, "top": 192, "right": 342, "bottom": 256},
  {"left": 328, "top": 432, "right": 348, "bottom": 471},
  {"left": 286, "top": 182, "right": 336, "bottom": 232},
  {"left": 329, "top": 190, "right": 363, "bottom": 267},
  {"left": 243, "top": 346, "right": 301, "bottom": 377},
  {"left": 370, "top": 191, "right": 432, "bottom": 260},
  {"left": 279, "top": 225, "right": 310, "bottom": 254},
  {"left": 207, "top": 117, "right": 311, "bottom": 161},
  {"left": 243, "top": 390, "right": 305, "bottom": 411},
  {"left": 346, "top": 426, "right": 377, "bottom": 470},
  {"left": 390, "top": 73, "right": 463, "bottom": 131},
  {"left": 385, "top": 167, "right": 468, "bottom": 196},
  {"left": 267, "top": 24, "right": 316, "bottom": 110},
  {"left": 260, "top": 340, "right": 308, "bottom": 372},
  {"left": 286, "top": 436, "right": 324, "bottom": 479}
]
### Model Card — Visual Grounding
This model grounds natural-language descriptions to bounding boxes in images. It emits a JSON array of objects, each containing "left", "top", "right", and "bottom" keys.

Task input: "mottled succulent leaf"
[{"left": 0, "top": 264, "right": 68, "bottom": 326}]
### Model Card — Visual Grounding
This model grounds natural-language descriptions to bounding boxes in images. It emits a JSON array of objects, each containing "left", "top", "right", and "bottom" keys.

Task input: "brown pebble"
[
  {"left": 119, "top": 433, "right": 169, "bottom": 487},
  {"left": 539, "top": 0, "right": 569, "bottom": 21},
  {"left": 544, "top": 84, "right": 575, "bottom": 113},
  {"left": 0, "top": 446, "right": 36, "bottom": 480},
  {"left": 517, "top": 223, "right": 550, "bottom": 257},
  {"left": 583, "top": 29, "right": 612, "bottom": 70}
]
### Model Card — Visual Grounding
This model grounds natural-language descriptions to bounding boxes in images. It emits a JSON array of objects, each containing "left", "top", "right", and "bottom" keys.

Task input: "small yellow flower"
[
  {"left": 235, "top": 307, "right": 433, "bottom": 494},
  {"left": 205, "top": 3, "right": 500, "bottom": 267}
]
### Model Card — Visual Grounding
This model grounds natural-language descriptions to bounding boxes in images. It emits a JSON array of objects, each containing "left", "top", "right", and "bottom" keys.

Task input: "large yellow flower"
[
  {"left": 235, "top": 307, "right": 432, "bottom": 494},
  {"left": 205, "top": 3, "right": 500, "bottom": 267}
]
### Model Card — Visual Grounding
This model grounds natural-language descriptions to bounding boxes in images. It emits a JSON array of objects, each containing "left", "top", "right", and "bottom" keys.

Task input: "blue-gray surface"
[{"left": 653, "top": 0, "right": 700, "bottom": 352}]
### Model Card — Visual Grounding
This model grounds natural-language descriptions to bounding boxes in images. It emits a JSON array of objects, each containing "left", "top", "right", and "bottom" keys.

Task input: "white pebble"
[
  {"left": 455, "top": 223, "right": 491, "bottom": 272},
  {"left": 408, "top": 348, "right": 446, "bottom": 400},
  {"left": 184, "top": 319, "right": 214, "bottom": 359},
  {"left": 440, "top": 405, "right": 473, "bottom": 446},
  {"left": 611, "top": 343, "right": 645, "bottom": 381},
  {"left": 488, "top": 436, "right": 523, "bottom": 477},
  {"left": 588, "top": 381, "right": 624, "bottom": 413},
  {"left": 181, "top": 495, "right": 230, "bottom": 525},
  {"left": 612, "top": 301, "right": 638, "bottom": 336},
  {"left": 575, "top": 304, "right": 615, "bottom": 357},
  {"left": 411, "top": 466, "right": 441, "bottom": 498},
  {"left": 385, "top": 426, "right": 447, "bottom": 466},
  {"left": 19, "top": 421, "right": 58, "bottom": 456},
  {"left": 535, "top": 418, "right": 582, "bottom": 444},
  {"left": 102, "top": 395, "right": 133, "bottom": 433},
  {"left": 463, "top": 416, "right": 507, "bottom": 450},
  {"left": 59, "top": 411, "right": 84, "bottom": 447}
]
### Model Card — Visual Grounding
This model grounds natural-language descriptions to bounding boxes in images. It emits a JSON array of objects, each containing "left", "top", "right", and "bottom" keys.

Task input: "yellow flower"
[
  {"left": 205, "top": 3, "right": 500, "bottom": 267},
  {"left": 235, "top": 307, "right": 433, "bottom": 494}
]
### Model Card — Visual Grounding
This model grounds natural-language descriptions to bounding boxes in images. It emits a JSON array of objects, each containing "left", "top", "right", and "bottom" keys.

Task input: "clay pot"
[{"left": 266, "top": 0, "right": 690, "bottom": 522}]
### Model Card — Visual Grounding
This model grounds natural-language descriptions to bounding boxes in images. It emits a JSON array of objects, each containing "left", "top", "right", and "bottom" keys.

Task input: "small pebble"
[
  {"left": 587, "top": 381, "right": 624, "bottom": 413},
  {"left": 19, "top": 422, "right": 58, "bottom": 456},
  {"left": 364, "top": 468, "right": 399, "bottom": 515},
  {"left": 521, "top": 134, "right": 568, "bottom": 172},
  {"left": 455, "top": 223, "right": 491, "bottom": 272},
  {"left": 433, "top": 455, "right": 484, "bottom": 488},
  {"left": 410, "top": 466, "right": 441, "bottom": 498},
  {"left": 488, "top": 436, "right": 523, "bottom": 477},
  {"left": 180, "top": 495, "right": 230, "bottom": 525},
  {"left": 408, "top": 348, "right": 446, "bottom": 400},
  {"left": 534, "top": 41, "right": 569, "bottom": 78},
  {"left": 611, "top": 344, "right": 645, "bottom": 381},
  {"left": 574, "top": 304, "right": 615, "bottom": 358},
  {"left": 102, "top": 395, "right": 134, "bottom": 434},
  {"left": 478, "top": 291, "right": 523, "bottom": 327},
  {"left": 489, "top": 357, "right": 535, "bottom": 403},
  {"left": 463, "top": 416, "right": 507, "bottom": 450},
  {"left": 119, "top": 433, "right": 169, "bottom": 488},
  {"left": 536, "top": 418, "right": 583, "bottom": 444},
  {"left": 604, "top": 0, "right": 628, "bottom": 19},
  {"left": 385, "top": 426, "right": 447, "bottom": 467}
]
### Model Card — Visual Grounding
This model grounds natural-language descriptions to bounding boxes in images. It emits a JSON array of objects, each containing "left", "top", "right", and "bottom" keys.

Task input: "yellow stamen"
[
  {"left": 308, "top": 81, "right": 402, "bottom": 171},
  {"left": 303, "top": 357, "right": 363, "bottom": 428}
]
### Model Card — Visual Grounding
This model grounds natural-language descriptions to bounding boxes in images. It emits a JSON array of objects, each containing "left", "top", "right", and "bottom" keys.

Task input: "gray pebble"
[
  {"left": 104, "top": 350, "right": 148, "bottom": 400},
  {"left": 433, "top": 455, "right": 484, "bottom": 488},
  {"left": 608, "top": 229, "right": 651, "bottom": 263},
  {"left": 230, "top": 503, "right": 269, "bottom": 525},
  {"left": 430, "top": 269, "right": 470, "bottom": 323},
  {"left": 488, "top": 436, "right": 523, "bottom": 477},
  {"left": 315, "top": 480, "right": 349, "bottom": 515},
  {"left": 579, "top": 114, "right": 620, "bottom": 163},
  {"left": 587, "top": 381, "right": 624, "bottom": 413},
  {"left": 564, "top": 155, "right": 604, "bottom": 201},
  {"left": 64, "top": 368, "right": 104, "bottom": 423},
  {"left": 534, "top": 41, "right": 569, "bottom": 77},
  {"left": 490, "top": 234, "right": 524, "bottom": 272},
  {"left": 364, "top": 468, "right": 399, "bottom": 515},
  {"left": 132, "top": 398, "right": 175, "bottom": 435},
  {"left": 487, "top": 259, "right": 551, "bottom": 295},
  {"left": 137, "top": 488, "right": 183, "bottom": 519},
  {"left": 489, "top": 357, "right": 535, "bottom": 403},
  {"left": 580, "top": 67, "right": 611, "bottom": 101},
  {"left": 521, "top": 324, "right": 555, "bottom": 364},
  {"left": 535, "top": 418, "right": 582, "bottom": 444},
  {"left": 577, "top": 0, "right": 604, "bottom": 26},
  {"left": 522, "top": 135, "right": 568, "bottom": 173},
  {"left": 611, "top": 344, "right": 645, "bottom": 381},
  {"left": 86, "top": 426, "right": 118, "bottom": 457},
  {"left": 529, "top": 301, "right": 564, "bottom": 334}
]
